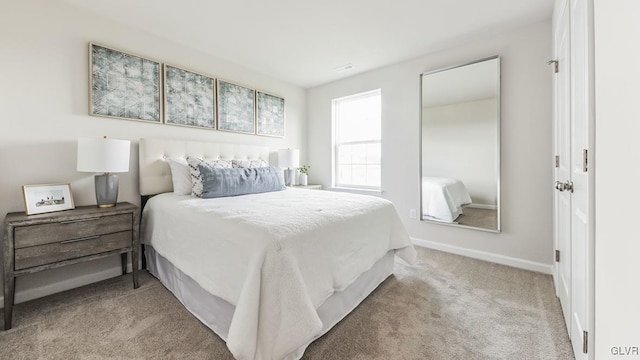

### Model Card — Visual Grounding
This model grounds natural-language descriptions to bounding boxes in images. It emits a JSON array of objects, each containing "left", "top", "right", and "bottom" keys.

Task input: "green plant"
[{"left": 298, "top": 164, "right": 310, "bottom": 175}]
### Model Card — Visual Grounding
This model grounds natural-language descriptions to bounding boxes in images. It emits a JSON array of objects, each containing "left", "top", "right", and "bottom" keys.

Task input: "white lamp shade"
[
  {"left": 77, "top": 137, "right": 130, "bottom": 173},
  {"left": 278, "top": 149, "right": 300, "bottom": 168}
]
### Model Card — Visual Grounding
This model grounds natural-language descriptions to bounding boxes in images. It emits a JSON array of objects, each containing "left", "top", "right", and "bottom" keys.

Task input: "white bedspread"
[
  {"left": 422, "top": 176, "right": 472, "bottom": 222},
  {"left": 141, "top": 189, "right": 416, "bottom": 360}
]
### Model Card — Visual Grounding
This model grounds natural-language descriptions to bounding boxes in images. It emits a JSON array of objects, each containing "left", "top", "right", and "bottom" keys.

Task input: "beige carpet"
[
  {"left": 0, "top": 247, "right": 574, "bottom": 360},
  {"left": 456, "top": 207, "right": 497, "bottom": 230}
]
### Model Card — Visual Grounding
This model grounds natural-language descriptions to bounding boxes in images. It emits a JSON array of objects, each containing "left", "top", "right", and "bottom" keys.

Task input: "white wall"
[
  {"left": 422, "top": 98, "right": 498, "bottom": 206},
  {"left": 0, "top": 0, "right": 306, "bottom": 304},
  {"left": 308, "top": 21, "right": 553, "bottom": 270},
  {"left": 593, "top": 0, "right": 640, "bottom": 357}
]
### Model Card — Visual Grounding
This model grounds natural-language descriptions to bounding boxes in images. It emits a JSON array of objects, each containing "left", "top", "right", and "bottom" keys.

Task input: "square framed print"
[
  {"left": 256, "top": 91, "right": 285, "bottom": 137},
  {"left": 217, "top": 80, "right": 255, "bottom": 134},
  {"left": 89, "top": 43, "right": 162, "bottom": 123},
  {"left": 22, "top": 184, "right": 75, "bottom": 215},
  {"left": 164, "top": 64, "right": 216, "bottom": 129}
]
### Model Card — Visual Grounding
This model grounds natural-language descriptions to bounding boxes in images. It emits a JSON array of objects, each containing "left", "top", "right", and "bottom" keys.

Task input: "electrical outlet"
[{"left": 409, "top": 208, "right": 417, "bottom": 219}]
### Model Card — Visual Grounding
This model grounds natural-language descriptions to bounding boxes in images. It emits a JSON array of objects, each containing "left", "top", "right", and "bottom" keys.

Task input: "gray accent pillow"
[{"left": 200, "top": 166, "right": 285, "bottom": 198}]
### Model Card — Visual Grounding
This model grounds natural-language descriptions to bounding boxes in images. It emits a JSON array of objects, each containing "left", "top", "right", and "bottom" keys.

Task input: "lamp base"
[
  {"left": 284, "top": 168, "right": 297, "bottom": 187},
  {"left": 95, "top": 174, "right": 119, "bottom": 208},
  {"left": 97, "top": 203, "right": 116, "bottom": 208}
]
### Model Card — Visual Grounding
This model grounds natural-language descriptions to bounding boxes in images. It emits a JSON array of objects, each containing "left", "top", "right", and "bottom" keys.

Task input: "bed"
[
  {"left": 138, "top": 138, "right": 416, "bottom": 360},
  {"left": 421, "top": 176, "right": 472, "bottom": 222}
]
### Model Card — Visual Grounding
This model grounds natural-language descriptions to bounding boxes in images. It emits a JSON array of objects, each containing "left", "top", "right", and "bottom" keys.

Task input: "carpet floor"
[
  {"left": 456, "top": 207, "right": 497, "bottom": 230},
  {"left": 0, "top": 247, "right": 575, "bottom": 359}
]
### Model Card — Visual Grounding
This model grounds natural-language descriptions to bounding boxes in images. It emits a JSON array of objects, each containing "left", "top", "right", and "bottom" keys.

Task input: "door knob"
[
  {"left": 554, "top": 180, "right": 574, "bottom": 193},
  {"left": 554, "top": 181, "right": 563, "bottom": 191}
]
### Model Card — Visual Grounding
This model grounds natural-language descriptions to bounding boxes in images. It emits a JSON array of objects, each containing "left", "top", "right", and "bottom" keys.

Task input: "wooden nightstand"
[
  {"left": 2, "top": 202, "right": 139, "bottom": 330},
  {"left": 292, "top": 185, "right": 322, "bottom": 190}
]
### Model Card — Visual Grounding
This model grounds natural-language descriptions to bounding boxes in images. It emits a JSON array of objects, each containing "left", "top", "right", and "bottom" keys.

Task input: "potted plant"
[{"left": 298, "top": 165, "right": 310, "bottom": 186}]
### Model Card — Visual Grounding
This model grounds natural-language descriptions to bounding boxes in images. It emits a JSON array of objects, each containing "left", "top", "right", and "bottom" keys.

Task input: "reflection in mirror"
[{"left": 420, "top": 56, "right": 500, "bottom": 232}]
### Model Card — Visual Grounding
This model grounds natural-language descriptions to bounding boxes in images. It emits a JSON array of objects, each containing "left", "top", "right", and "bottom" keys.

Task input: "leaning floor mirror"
[{"left": 420, "top": 56, "right": 500, "bottom": 232}]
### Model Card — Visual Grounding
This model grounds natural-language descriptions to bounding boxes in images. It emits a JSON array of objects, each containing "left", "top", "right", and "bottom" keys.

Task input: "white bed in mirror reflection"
[{"left": 421, "top": 176, "right": 472, "bottom": 222}]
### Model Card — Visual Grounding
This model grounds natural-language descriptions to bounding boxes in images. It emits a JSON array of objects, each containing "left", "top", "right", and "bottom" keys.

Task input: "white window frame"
[{"left": 331, "top": 89, "right": 382, "bottom": 191}]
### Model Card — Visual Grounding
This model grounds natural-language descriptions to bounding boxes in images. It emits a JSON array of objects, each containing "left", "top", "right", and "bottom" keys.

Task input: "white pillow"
[
  {"left": 167, "top": 158, "right": 191, "bottom": 195},
  {"left": 186, "top": 156, "right": 232, "bottom": 197}
]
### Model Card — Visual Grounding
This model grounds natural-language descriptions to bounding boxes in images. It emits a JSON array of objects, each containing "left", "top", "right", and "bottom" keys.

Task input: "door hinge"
[
  {"left": 583, "top": 330, "right": 588, "bottom": 354},
  {"left": 548, "top": 60, "right": 559, "bottom": 73},
  {"left": 583, "top": 149, "right": 588, "bottom": 172},
  {"left": 555, "top": 155, "right": 559, "bottom": 168},
  {"left": 555, "top": 250, "right": 560, "bottom": 262}
]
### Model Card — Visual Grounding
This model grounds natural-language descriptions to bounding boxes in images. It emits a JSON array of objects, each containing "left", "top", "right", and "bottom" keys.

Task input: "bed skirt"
[{"left": 145, "top": 246, "right": 395, "bottom": 360}]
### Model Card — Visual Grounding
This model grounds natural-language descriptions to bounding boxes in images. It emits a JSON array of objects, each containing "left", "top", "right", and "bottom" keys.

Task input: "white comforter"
[
  {"left": 422, "top": 176, "right": 472, "bottom": 222},
  {"left": 141, "top": 189, "right": 416, "bottom": 360}
]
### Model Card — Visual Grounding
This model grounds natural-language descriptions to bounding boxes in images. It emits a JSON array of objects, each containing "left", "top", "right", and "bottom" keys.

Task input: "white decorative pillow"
[
  {"left": 231, "top": 159, "right": 268, "bottom": 168},
  {"left": 186, "top": 156, "right": 232, "bottom": 197},
  {"left": 167, "top": 158, "right": 191, "bottom": 195}
]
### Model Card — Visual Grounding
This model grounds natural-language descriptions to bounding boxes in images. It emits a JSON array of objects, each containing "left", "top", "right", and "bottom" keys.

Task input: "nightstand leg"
[
  {"left": 132, "top": 206, "right": 140, "bottom": 289},
  {"left": 4, "top": 223, "right": 15, "bottom": 330},
  {"left": 120, "top": 253, "right": 127, "bottom": 275},
  {"left": 132, "top": 249, "right": 139, "bottom": 289},
  {"left": 3, "top": 275, "right": 15, "bottom": 330}
]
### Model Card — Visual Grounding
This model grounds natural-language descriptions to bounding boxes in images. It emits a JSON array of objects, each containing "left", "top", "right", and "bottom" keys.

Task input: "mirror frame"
[{"left": 419, "top": 55, "right": 501, "bottom": 232}]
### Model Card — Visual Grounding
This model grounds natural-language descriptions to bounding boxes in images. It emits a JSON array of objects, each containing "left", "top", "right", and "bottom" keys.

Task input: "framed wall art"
[
  {"left": 22, "top": 184, "right": 75, "bottom": 215},
  {"left": 217, "top": 80, "right": 255, "bottom": 134},
  {"left": 164, "top": 64, "right": 216, "bottom": 129},
  {"left": 256, "top": 91, "right": 285, "bottom": 137},
  {"left": 89, "top": 43, "right": 161, "bottom": 123}
]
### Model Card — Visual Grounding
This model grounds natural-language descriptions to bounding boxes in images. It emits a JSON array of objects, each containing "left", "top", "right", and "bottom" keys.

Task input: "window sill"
[{"left": 327, "top": 187, "right": 383, "bottom": 197}]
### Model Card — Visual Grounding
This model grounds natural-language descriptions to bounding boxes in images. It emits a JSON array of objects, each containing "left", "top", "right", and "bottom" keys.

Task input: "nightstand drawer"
[
  {"left": 14, "top": 213, "right": 132, "bottom": 248},
  {"left": 14, "top": 230, "right": 132, "bottom": 270}
]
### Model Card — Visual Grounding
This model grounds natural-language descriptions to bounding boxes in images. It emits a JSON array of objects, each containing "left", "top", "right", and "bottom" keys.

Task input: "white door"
[
  {"left": 569, "top": 0, "right": 593, "bottom": 358},
  {"left": 554, "top": 0, "right": 594, "bottom": 358},
  {"left": 553, "top": 0, "right": 572, "bottom": 335}
]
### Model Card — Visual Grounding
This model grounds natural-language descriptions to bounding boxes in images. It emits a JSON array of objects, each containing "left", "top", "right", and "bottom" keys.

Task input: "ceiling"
[{"left": 62, "top": 0, "right": 553, "bottom": 89}]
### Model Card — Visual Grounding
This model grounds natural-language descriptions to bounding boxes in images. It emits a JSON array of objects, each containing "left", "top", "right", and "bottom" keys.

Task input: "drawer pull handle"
[
  {"left": 60, "top": 235, "right": 101, "bottom": 244},
  {"left": 60, "top": 217, "right": 101, "bottom": 225}
]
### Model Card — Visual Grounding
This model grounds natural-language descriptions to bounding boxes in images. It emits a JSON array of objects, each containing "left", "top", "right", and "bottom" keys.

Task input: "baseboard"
[
  {"left": 411, "top": 237, "right": 553, "bottom": 274},
  {"left": 467, "top": 203, "right": 497, "bottom": 210},
  {"left": 0, "top": 263, "right": 132, "bottom": 309}
]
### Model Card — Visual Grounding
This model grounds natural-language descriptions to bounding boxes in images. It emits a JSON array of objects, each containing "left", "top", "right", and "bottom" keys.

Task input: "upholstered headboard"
[{"left": 138, "top": 138, "right": 271, "bottom": 196}]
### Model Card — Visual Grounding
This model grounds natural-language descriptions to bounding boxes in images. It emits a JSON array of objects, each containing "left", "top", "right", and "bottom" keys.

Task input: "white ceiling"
[{"left": 62, "top": 0, "right": 553, "bottom": 89}]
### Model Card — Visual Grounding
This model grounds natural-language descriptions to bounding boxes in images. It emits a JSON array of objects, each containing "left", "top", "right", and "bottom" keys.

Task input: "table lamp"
[
  {"left": 278, "top": 149, "right": 300, "bottom": 186},
  {"left": 77, "top": 136, "right": 130, "bottom": 208}
]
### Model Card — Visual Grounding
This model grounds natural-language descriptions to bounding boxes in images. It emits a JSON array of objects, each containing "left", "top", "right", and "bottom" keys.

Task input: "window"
[{"left": 332, "top": 89, "right": 381, "bottom": 190}]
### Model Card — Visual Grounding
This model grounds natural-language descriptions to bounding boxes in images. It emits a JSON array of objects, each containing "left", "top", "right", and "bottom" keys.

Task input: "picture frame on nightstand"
[{"left": 22, "top": 184, "right": 75, "bottom": 215}]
